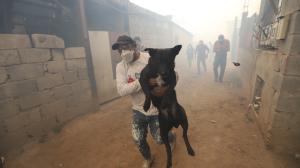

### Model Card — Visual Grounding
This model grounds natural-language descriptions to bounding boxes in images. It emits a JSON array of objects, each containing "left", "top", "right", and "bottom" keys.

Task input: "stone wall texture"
[
  {"left": 238, "top": 6, "right": 300, "bottom": 155},
  {"left": 0, "top": 34, "right": 96, "bottom": 154}
]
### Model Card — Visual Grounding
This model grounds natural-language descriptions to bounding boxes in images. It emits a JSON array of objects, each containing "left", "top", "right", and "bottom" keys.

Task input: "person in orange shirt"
[{"left": 213, "top": 34, "right": 230, "bottom": 82}]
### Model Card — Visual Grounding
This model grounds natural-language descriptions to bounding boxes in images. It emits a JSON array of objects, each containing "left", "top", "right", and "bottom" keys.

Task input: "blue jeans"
[{"left": 132, "top": 110, "right": 174, "bottom": 160}]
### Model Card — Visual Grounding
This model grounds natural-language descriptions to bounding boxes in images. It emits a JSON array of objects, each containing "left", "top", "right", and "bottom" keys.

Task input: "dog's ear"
[
  {"left": 144, "top": 48, "right": 156, "bottom": 56},
  {"left": 172, "top": 45, "right": 182, "bottom": 55}
]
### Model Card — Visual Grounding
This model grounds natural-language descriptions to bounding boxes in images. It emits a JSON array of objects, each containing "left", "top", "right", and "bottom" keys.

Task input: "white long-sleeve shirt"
[{"left": 116, "top": 52, "right": 158, "bottom": 116}]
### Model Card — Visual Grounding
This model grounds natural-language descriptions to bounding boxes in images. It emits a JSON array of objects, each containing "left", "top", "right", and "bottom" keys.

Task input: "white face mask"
[{"left": 121, "top": 50, "right": 134, "bottom": 63}]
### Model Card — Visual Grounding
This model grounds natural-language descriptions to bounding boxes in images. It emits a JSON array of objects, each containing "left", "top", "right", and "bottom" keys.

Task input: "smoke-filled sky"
[{"left": 130, "top": 0, "right": 261, "bottom": 41}]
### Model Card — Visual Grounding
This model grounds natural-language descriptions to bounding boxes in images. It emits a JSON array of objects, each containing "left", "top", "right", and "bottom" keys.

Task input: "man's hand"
[{"left": 151, "top": 86, "right": 168, "bottom": 97}]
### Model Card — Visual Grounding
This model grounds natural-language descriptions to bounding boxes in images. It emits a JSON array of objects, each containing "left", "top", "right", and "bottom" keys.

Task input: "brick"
[
  {"left": 78, "top": 69, "right": 89, "bottom": 80},
  {"left": 19, "top": 48, "right": 51, "bottom": 63},
  {"left": 63, "top": 71, "right": 78, "bottom": 84},
  {"left": 0, "top": 50, "right": 20, "bottom": 66},
  {"left": 45, "top": 60, "right": 65, "bottom": 73},
  {"left": 37, "top": 74, "right": 64, "bottom": 91},
  {"left": 0, "top": 34, "right": 31, "bottom": 49},
  {"left": 31, "top": 34, "right": 65, "bottom": 49},
  {"left": 51, "top": 49, "right": 64, "bottom": 61},
  {"left": 65, "top": 59, "right": 87, "bottom": 71},
  {"left": 39, "top": 90, "right": 55, "bottom": 104},
  {"left": 71, "top": 80, "right": 90, "bottom": 94},
  {"left": 6, "top": 64, "right": 44, "bottom": 81},
  {"left": 1, "top": 80, "right": 38, "bottom": 99},
  {"left": 283, "top": 56, "right": 300, "bottom": 76},
  {"left": 53, "top": 85, "right": 72, "bottom": 100},
  {"left": 0, "top": 67, "right": 8, "bottom": 84},
  {"left": 64, "top": 47, "right": 86, "bottom": 59},
  {"left": 0, "top": 99, "right": 19, "bottom": 118},
  {"left": 17, "top": 93, "right": 42, "bottom": 111}
]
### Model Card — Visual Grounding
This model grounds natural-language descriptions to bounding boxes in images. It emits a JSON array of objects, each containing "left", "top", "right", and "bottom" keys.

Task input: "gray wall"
[{"left": 0, "top": 34, "right": 97, "bottom": 154}]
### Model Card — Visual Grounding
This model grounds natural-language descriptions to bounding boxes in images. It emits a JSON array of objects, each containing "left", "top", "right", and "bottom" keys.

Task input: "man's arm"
[{"left": 116, "top": 63, "right": 141, "bottom": 96}]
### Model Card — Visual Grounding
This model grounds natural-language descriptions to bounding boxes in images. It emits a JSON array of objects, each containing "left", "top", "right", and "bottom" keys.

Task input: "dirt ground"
[{"left": 6, "top": 62, "right": 300, "bottom": 168}]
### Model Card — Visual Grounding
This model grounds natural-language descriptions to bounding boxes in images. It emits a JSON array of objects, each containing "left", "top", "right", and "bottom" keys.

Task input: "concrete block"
[
  {"left": 289, "top": 11, "right": 300, "bottom": 35},
  {"left": 0, "top": 128, "right": 28, "bottom": 154},
  {"left": 281, "top": 76, "right": 300, "bottom": 94},
  {"left": 26, "top": 107, "right": 42, "bottom": 123},
  {"left": 31, "top": 34, "right": 65, "bottom": 49},
  {"left": 0, "top": 50, "right": 20, "bottom": 66},
  {"left": 45, "top": 60, "right": 65, "bottom": 73},
  {"left": 283, "top": 56, "right": 300, "bottom": 76},
  {"left": 53, "top": 85, "right": 72, "bottom": 100},
  {"left": 6, "top": 64, "right": 44, "bottom": 81},
  {"left": 17, "top": 93, "right": 42, "bottom": 111},
  {"left": 0, "top": 34, "right": 31, "bottom": 49},
  {"left": 65, "top": 59, "right": 87, "bottom": 71},
  {"left": 66, "top": 90, "right": 92, "bottom": 107},
  {"left": 0, "top": 67, "right": 8, "bottom": 84},
  {"left": 71, "top": 80, "right": 90, "bottom": 95},
  {"left": 41, "top": 100, "right": 67, "bottom": 123},
  {"left": 64, "top": 47, "right": 86, "bottom": 59},
  {"left": 25, "top": 122, "right": 45, "bottom": 139},
  {"left": 285, "top": 34, "right": 300, "bottom": 55},
  {"left": 39, "top": 90, "right": 55, "bottom": 104},
  {"left": 4, "top": 112, "right": 29, "bottom": 132},
  {"left": 37, "top": 74, "right": 64, "bottom": 91},
  {"left": 0, "top": 99, "right": 19, "bottom": 118},
  {"left": 276, "top": 93, "right": 300, "bottom": 112},
  {"left": 19, "top": 48, "right": 51, "bottom": 63},
  {"left": 272, "top": 73, "right": 283, "bottom": 91},
  {"left": 78, "top": 69, "right": 89, "bottom": 80},
  {"left": 63, "top": 71, "right": 78, "bottom": 84},
  {"left": 2, "top": 80, "right": 38, "bottom": 99},
  {"left": 51, "top": 49, "right": 64, "bottom": 61}
]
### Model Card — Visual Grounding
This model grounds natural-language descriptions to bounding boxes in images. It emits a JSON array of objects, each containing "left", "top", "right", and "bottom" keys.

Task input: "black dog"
[{"left": 139, "top": 45, "right": 195, "bottom": 168}]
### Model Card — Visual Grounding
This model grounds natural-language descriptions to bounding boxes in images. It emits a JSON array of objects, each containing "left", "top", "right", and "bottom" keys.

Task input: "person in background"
[
  {"left": 133, "top": 36, "right": 144, "bottom": 52},
  {"left": 195, "top": 40, "right": 209, "bottom": 75},
  {"left": 213, "top": 34, "right": 230, "bottom": 83},
  {"left": 186, "top": 43, "right": 194, "bottom": 68},
  {"left": 112, "top": 35, "right": 176, "bottom": 168}
]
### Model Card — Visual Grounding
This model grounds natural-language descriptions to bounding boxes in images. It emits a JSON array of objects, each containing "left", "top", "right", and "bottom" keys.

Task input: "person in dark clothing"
[
  {"left": 186, "top": 44, "right": 194, "bottom": 68},
  {"left": 213, "top": 34, "right": 230, "bottom": 82},
  {"left": 195, "top": 40, "right": 209, "bottom": 74}
]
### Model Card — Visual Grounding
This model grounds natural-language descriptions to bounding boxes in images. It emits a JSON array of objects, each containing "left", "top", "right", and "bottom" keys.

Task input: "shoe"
[{"left": 142, "top": 157, "right": 153, "bottom": 168}]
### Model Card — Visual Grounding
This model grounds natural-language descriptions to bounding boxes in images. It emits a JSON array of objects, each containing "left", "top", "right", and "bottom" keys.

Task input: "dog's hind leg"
[
  {"left": 159, "top": 117, "right": 173, "bottom": 168},
  {"left": 178, "top": 106, "right": 195, "bottom": 156}
]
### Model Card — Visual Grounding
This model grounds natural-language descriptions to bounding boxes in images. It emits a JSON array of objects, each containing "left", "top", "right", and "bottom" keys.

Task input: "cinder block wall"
[
  {"left": 269, "top": 10, "right": 300, "bottom": 154},
  {"left": 0, "top": 34, "right": 96, "bottom": 154},
  {"left": 238, "top": 10, "right": 300, "bottom": 155}
]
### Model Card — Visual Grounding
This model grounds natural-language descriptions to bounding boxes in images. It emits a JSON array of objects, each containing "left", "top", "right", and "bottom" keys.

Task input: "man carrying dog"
[{"left": 112, "top": 35, "right": 175, "bottom": 168}]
